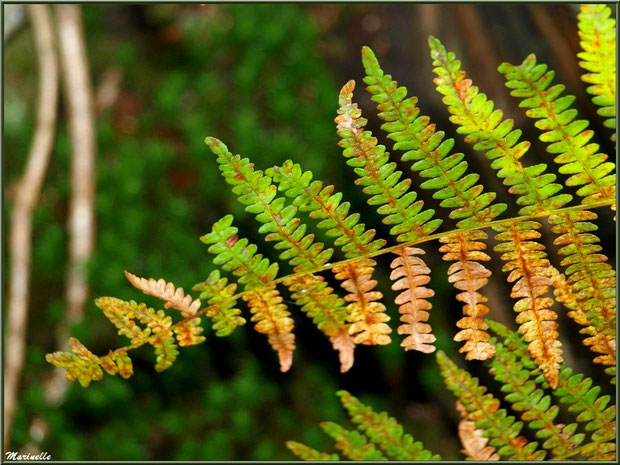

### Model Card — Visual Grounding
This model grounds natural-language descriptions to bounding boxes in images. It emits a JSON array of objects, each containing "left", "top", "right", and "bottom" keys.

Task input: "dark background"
[{"left": 4, "top": 3, "right": 616, "bottom": 460}]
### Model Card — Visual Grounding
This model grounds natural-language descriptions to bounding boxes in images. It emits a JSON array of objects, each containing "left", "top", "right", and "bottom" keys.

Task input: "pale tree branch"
[
  {"left": 4, "top": 4, "right": 58, "bottom": 447},
  {"left": 45, "top": 4, "right": 97, "bottom": 405}
]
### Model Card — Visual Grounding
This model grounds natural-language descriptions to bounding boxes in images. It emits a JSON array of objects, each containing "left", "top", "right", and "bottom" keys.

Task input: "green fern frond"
[
  {"left": 337, "top": 390, "right": 440, "bottom": 460},
  {"left": 487, "top": 338, "right": 585, "bottom": 458},
  {"left": 320, "top": 422, "right": 387, "bottom": 461},
  {"left": 361, "top": 46, "right": 507, "bottom": 229},
  {"left": 192, "top": 269, "right": 246, "bottom": 337},
  {"left": 498, "top": 54, "right": 615, "bottom": 206},
  {"left": 287, "top": 391, "right": 438, "bottom": 461},
  {"left": 206, "top": 138, "right": 354, "bottom": 367},
  {"left": 267, "top": 160, "right": 386, "bottom": 258},
  {"left": 429, "top": 35, "right": 572, "bottom": 217},
  {"left": 285, "top": 441, "right": 339, "bottom": 461},
  {"left": 335, "top": 80, "right": 442, "bottom": 242},
  {"left": 206, "top": 137, "right": 333, "bottom": 271},
  {"left": 488, "top": 321, "right": 616, "bottom": 460},
  {"left": 548, "top": 210, "right": 616, "bottom": 365},
  {"left": 201, "top": 215, "right": 295, "bottom": 371},
  {"left": 201, "top": 214, "right": 280, "bottom": 290},
  {"left": 550, "top": 267, "right": 616, "bottom": 378},
  {"left": 577, "top": 4, "right": 616, "bottom": 141},
  {"left": 436, "top": 350, "right": 545, "bottom": 460}
]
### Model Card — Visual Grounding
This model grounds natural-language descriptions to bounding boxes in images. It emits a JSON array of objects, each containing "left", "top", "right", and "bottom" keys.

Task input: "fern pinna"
[{"left": 46, "top": 3, "right": 615, "bottom": 461}]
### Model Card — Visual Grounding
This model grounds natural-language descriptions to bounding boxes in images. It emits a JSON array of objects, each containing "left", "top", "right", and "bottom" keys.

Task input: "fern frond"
[
  {"left": 494, "top": 221, "right": 562, "bottom": 388},
  {"left": 193, "top": 269, "right": 246, "bottom": 337},
  {"left": 429, "top": 37, "right": 571, "bottom": 386},
  {"left": 201, "top": 215, "right": 280, "bottom": 290},
  {"left": 100, "top": 349, "right": 133, "bottom": 379},
  {"left": 95, "top": 296, "right": 151, "bottom": 344},
  {"left": 337, "top": 390, "right": 440, "bottom": 460},
  {"left": 333, "top": 258, "right": 391, "bottom": 345},
  {"left": 244, "top": 285, "right": 296, "bottom": 372},
  {"left": 436, "top": 350, "right": 545, "bottom": 460},
  {"left": 124, "top": 271, "right": 201, "bottom": 318},
  {"left": 202, "top": 215, "right": 295, "bottom": 371},
  {"left": 362, "top": 48, "right": 500, "bottom": 360},
  {"left": 95, "top": 296, "right": 179, "bottom": 371},
  {"left": 335, "top": 80, "right": 442, "bottom": 242},
  {"left": 283, "top": 272, "right": 354, "bottom": 372},
  {"left": 267, "top": 160, "right": 386, "bottom": 259},
  {"left": 455, "top": 401, "right": 499, "bottom": 461},
  {"left": 429, "top": 36, "right": 572, "bottom": 217},
  {"left": 152, "top": 331, "right": 180, "bottom": 372},
  {"left": 577, "top": 4, "right": 616, "bottom": 141},
  {"left": 46, "top": 338, "right": 105, "bottom": 387},
  {"left": 389, "top": 246, "right": 435, "bottom": 353},
  {"left": 499, "top": 54, "right": 615, "bottom": 206},
  {"left": 329, "top": 330, "right": 356, "bottom": 374},
  {"left": 550, "top": 266, "right": 616, "bottom": 376},
  {"left": 205, "top": 137, "right": 332, "bottom": 271},
  {"left": 173, "top": 318, "right": 206, "bottom": 347},
  {"left": 548, "top": 210, "right": 616, "bottom": 353},
  {"left": 488, "top": 338, "right": 585, "bottom": 458},
  {"left": 320, "top": 421, "right": 387, "bottom": 461},
  {"left": 551, "top": 368, "right": 616, "bottom": 461},
  {"left": 206, "top": 139, "right": 351, "bottom": 364},
  {"left": 439, "top": 231, "right": 495, "bottom": 360},
  {"left": 285, "top": 441, "right": 339, "bottom": 461},
  {"left": 498, "top": 51, "right": 618, "bottom": 377},
  {"left": 488, "top": 321, "right": 616, "bottom": 461},
  {"left": 361, "top": 46, "right": 507, "bottom": 229}
]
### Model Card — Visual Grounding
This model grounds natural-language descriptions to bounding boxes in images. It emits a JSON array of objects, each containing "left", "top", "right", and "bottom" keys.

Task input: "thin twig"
[
  {"left": 5, "top": 4, "right": 58, "bottom": 446},
  {"left": 46, "top": 4, "right": 97, "bottom": 405}
]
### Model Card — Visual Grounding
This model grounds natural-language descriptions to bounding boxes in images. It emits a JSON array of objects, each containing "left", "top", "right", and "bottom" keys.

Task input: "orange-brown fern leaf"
[
  {"left": 494, "top": 221, "right": 563, "bottom": 388},
  {"left": 440, "top": 231, "right": 495, "bottom": 360},
  {"left": 550, "top": 266, "right": 616, "bottom": 370},
  {"left": 390, "top": 247, "right": 435, "bottom": 353},
  {"left": 173, "top": 318, "right": 206, "bottom": 347},
  {"left": 124, "top": 271, "right": 201, "bottom": 318},
  {"left": 243, "top": 284, "right": 295, "bottom": 372},
  {"left": 283, "top": 272, "right": 355, "bottom": 372},
  {"left": 333, "top": 258, "right": 391, "bottom": 345},
  {"left": 329, "top": 329, "right": 356, "bottom": 373},
  {"left": 456, "top": 401, "right": 500, "bottom": 461}
]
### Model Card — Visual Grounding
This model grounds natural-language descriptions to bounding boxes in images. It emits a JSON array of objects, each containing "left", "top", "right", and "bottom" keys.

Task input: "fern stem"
[{"left": 105, "top": 199, "right": 612, "bottom": 358}]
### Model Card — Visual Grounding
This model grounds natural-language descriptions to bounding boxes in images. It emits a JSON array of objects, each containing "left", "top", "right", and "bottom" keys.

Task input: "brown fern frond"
[
  {"left": 550, "top": 267, "right": 616, "bottom": 370},
  {"left": 389, "top": 247, "right": 435, "bottom": 353},
  {"left": 333, "top": 258, "right": 391, "bottom": 345},
  {"left": 243, "top": 284, "right": 295, "bottom": 372},
  {"left": 494, "top": 221, "right": 563, "bottom": 388},
  {"left": 440, "top": 231, "right": 495, "bottom": 360},
  {"left": 329, "top": 329, "right": 356, "bottom": 373},
  {"left": 456, "top": 401, "right": 500, "bottom": 461},
  {"left": 124, "top": 271, "right": 201, "bottom": 318}
]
